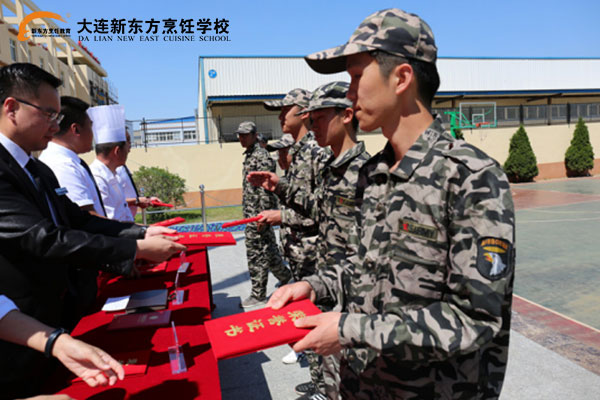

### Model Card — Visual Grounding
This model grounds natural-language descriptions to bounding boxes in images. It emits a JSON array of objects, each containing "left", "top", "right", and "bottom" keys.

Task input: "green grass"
[{"left": 135, "top": 206, "right": 243, "bottom": 224}]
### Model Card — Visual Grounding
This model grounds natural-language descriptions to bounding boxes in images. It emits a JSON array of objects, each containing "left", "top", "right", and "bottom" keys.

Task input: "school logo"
[
  {"left": 18, "top": 11, "right": 67, "bottom": 41},
  {"left": 477, "top": 237, "right": 512, "bottom": 280}
]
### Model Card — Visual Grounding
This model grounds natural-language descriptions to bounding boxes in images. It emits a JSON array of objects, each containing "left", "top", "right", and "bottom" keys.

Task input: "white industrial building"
[{"left": 196, "top": 56, "right": 600, "bottom": 144}]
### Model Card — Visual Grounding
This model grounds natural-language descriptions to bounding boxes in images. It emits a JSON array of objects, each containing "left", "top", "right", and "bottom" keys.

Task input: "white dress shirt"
[
  {"left": 90, "top": 159, "right": 133, "bottom": 222},
  {"left": 39, "top": 142, "right": 106, "bottom": 217},
  {"left": 117, "top": 165, "right": 139, "bottom": 218},
  {"left": 0, "top": 295, "right": 18, "bottom": 320}
]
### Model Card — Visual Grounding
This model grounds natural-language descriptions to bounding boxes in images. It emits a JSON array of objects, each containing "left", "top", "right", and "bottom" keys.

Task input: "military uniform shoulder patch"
[{"left": 476, "top": 237, "right": 513, "bottom": 280}]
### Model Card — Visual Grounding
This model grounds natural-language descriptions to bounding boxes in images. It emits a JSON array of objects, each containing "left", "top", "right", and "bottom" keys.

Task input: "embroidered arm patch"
[{"left": 476, "top": 237, "right": 513, "bottom": 280}]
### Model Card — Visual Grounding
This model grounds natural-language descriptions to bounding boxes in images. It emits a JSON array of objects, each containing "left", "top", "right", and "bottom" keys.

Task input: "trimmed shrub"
[
  {"left": 132, "top": 166, "right": 187, "bottom": 222},
  {"left": 564, "top": 118, "right": 595, "bottom": 177},
  {"left": 503, "top": 125, "right": 539, "bottom": 182}
]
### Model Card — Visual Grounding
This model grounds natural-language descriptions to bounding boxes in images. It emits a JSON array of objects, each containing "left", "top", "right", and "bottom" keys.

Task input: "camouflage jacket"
[
  {"left": 279, "top": 131, "right": 331, "bottom": 233},
  {"left": 242, "top": 142, "right": 278, "bottom": 218},
  {"left": 278, "top": 132, "right": 331, "bottom": 272},
  {"left": 278, "top": 142, "right": 370, "bottom": 306},
  {"left": 304, "top": 118, "right": 515, "bottom": 398}
]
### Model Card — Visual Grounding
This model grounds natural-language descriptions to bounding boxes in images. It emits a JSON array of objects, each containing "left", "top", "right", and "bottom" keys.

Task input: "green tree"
[
  {"left": 564, "top": 118, "right": 595, "bottom": 177},
  {"left": 132, "top": 166, "right": 186, "bottom": 222},
  {"left": 503, "top": 125, "right": 539, "bottom": 182}
]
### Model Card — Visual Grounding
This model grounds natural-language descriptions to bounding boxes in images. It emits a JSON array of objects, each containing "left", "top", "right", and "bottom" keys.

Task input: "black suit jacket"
[{"left": 0, "top": 143, "right": 144, "bottom": 397}]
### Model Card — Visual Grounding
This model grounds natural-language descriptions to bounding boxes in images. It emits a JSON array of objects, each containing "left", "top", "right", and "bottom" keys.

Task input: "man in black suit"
[{"left": 0, "top": 63, "right": 186, "bottom": 398}]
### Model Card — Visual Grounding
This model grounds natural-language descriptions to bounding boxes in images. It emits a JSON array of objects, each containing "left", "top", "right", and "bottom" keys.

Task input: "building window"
[
  {"left": 505, "top": 107, "right": 518, "bottom": 121},
  {"left": 183, "top": 129, "right": 197, "bottom": 140},
  {"left": 9, "top": 40, "right": 18, "bottom": 62},
  {"left": 40, "top": 58, "right": 44, "bottom": 70}
]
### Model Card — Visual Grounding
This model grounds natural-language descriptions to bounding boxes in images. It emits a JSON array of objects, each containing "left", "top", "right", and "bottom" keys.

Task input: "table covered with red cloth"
[{"left": 46, "top": 249, "right": 220, "bottom": 399}]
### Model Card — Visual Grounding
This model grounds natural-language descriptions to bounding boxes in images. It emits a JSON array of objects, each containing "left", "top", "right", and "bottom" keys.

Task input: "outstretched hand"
[
  {"left": 247, "top": 171, "right": 279, "bottom": 191},
  {"left": 257, "top": 210, "right": 282, "bottom": 229},
  {"left": 267, "top": 281, "right": 315, "bottom": 309},
  {"left": 53, "top": 334, "right": 125, "bottom": 387}
]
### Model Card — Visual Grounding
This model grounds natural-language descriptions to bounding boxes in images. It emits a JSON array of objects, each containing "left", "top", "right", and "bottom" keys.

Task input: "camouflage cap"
[
  {"left": 266, "top": 134, "right": 295, "bottom": 152},
  {"left": 235, "top": 121, "right": 257, "bottom": 134},
  {"left": 264, "top": 88, "right": 312, "bottom": 111},
  {"left": 305, "top": 8, "right": 437, "bottom": 74},
  {"left": 297, "top": 81, "right": 352, "bottom": 115}
]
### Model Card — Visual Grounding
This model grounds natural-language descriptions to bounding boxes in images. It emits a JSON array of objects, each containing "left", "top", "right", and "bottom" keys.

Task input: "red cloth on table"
[
  {"left": 205, "top": 299, "right": 321, "bottom": 360},
  {"left": 47, "top": 249, "right": 220, "bottom": 399}
]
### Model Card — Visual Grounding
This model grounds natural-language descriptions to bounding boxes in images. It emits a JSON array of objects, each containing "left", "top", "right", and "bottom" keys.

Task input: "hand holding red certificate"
[
  {"left": 164, "top": 232, "right": 236, "bottom": 247},
  {"left": 150, "top": 200, "right": 174, "bottom": 208},
  {"left": 204, "top": 299, "right": 321, "bottom": 359},
  {"left": 151, "top": 217, "right": 186, "bottom": 227},
  {"left": 221, "top": 216, "right": 261, "bottom": 228}
]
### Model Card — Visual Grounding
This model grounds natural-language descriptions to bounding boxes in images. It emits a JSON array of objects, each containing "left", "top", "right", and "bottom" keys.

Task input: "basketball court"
[{"left": 511, "top": 177, "right": 600, "bottom": 375}]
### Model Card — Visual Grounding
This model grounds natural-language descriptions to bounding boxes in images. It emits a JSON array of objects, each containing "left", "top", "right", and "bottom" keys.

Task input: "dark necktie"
[
  {"left": 123, "top": 165, "right": 139, "bottom": 197},
  {"left": 79, "top": 158, "right": 107, "bottom": 216},
  {"left": 25, "top": 159, "right": 60, "bottom": 225}
]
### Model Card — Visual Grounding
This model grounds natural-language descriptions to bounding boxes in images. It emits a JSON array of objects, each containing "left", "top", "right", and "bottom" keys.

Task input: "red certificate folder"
[
  {"left": 107, "top": 310, "right": 172, "bottom": 331},
  {"left": 150, "top": 200, "right": 174, "bottom": 208},
  {"left": 205, "top": 299, "right": 321, "bottom": 360},
  {"left": 166, "top": 232, "right": 236, "bottom": 247},
  {"left": 151, "top": 217, "right": 186, "bottom": 227},
  {"left": 221, "top": 216, "right": 261, "bottom": 228},
  {"left": 72, "top": 349, "right": 151, "bottom": 381}
]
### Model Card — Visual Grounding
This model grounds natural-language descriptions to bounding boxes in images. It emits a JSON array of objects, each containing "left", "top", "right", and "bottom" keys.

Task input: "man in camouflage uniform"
[
  {"left": 261, "top": 89, "right": 331, "bottom": 398},
  {"left": 262, "top": 89, "right": 328, "bottom": 281},
  {"left": 236, "top": 121, "right": 291, "bottom": 308},
  {"left": 250, "top": 81, "right": 370, "bottom": 399},
  {"left": 268, "top": 9, "right": 515, "bottom": 400}
]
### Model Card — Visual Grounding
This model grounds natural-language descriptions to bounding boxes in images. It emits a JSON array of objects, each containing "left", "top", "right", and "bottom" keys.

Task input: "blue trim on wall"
[
  {"left": 208, "top": 94, "right": 285, "bottom": 103},
  {"left": 146, "top": 116, "right": 195, "bottom": 124},
  {"left": 199, "top": 57, "right": 210, "bottom": 144}
]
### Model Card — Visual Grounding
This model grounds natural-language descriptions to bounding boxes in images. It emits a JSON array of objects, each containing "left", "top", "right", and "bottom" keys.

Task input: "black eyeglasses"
[{"left": 13, "top": 98, "right": 64, "bottom": 124}]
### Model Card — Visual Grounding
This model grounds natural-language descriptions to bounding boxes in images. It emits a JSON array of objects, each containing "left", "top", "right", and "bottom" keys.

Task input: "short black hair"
[
  {"left": 56, "top": 96, "right": 90, "bottom": 137},
  {"left": 95, "top": 141, "right": 126, "bottom": 157},
  {"left": 335, "top": 107, "right": 359, "bottom": 133},
  {"left": 371, "top": 51, "right": 440, "bottom": 110},
  {"left": 0, "top": 63, "right": 62, "bottom": 105}
]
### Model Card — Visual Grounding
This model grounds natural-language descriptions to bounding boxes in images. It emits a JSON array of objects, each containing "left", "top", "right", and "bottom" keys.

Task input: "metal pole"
[
  {"left": 199, "top": 184, "right": 207, "bottom": 232},
  {"left": 140, "top": 187, "right": 147, "bottom": 225}
]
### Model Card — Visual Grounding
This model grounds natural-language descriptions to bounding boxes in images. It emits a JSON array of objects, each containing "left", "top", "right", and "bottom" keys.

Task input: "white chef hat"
[{"left": 87, "top": 105, "right": 126, "bottom": 144}]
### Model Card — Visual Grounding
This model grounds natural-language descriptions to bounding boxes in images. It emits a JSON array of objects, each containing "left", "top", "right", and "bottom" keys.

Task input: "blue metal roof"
[{"left": 146, "top": 116, "right": 195, "bottom": 124}]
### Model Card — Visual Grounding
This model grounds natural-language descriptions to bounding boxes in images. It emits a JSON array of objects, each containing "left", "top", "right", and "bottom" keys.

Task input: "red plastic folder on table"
[
  {"left": 151, "top": 217, "right": 185, "bottom": 227},
  {"left": 166, "top": 232, "right": 236, "bottom": 247},
  {"left": 73, "top": 349, "right": 151, "bottom": 381},
  {"left": 205, "top": 299, "right": 321, "bottom": 360}
]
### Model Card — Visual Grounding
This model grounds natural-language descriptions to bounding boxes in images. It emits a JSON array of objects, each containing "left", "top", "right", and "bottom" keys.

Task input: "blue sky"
[{"left": 27, "top": 0, "right": 600, "bottom": 121}]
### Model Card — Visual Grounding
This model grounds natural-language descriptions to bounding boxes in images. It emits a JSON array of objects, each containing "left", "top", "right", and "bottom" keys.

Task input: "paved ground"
[
  {"left": 192, "top": 176, "right": 600, "bottom": 399},
  {"left": 206, "top": 228, "right": 600, "bottom": 400}
]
